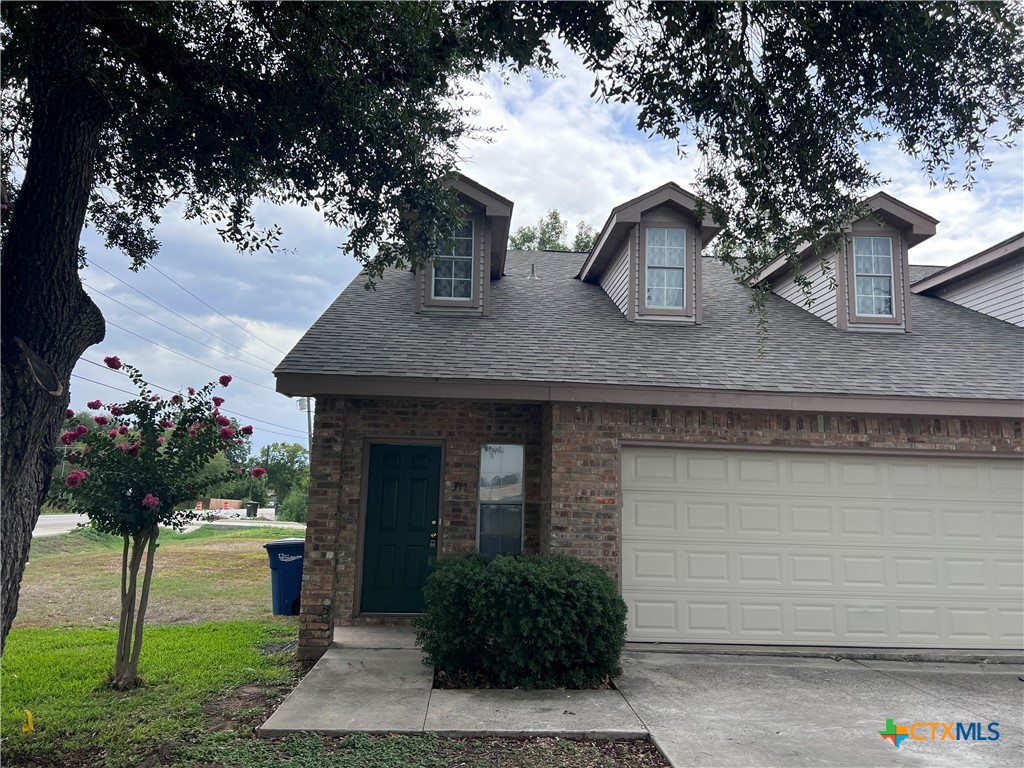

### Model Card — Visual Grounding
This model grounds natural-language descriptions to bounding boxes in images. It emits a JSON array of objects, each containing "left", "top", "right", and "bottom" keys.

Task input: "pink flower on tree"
[
  {"left": 251, "top": 467, "right": 267, "bottom": 479},
  {"left": 103, "top": 356, "right": 122, "bottom": 370},
  {"left": 94, "top": 416, "right": 110, "bottom": 426},
  {"left": 75, "top": 424, "right": 89, "bottom": 436},
  {"left": 141, "top": 493, "right": 160, "bottom": 509},
  {"left": 87, "top": 400, "right": 103, "bottom": 410},
  {"left": 109, "top": 430, "right": 120, "bottom": 439},
  {"left": 150, "top": 395, "right": 161, "bottom": 402},
  {"left": 240, "top": 425, "right": 253, "bottom": 435},
  {"left": 110, "top": 405, "right": 124, "bottom": 416},
  {"left": 212, "top": 396, "right": 225, "bottom": 407},
  {"left": 187, "top": 387, "right": 196, "bottom": 396},
  {"left": 157, "top": 437, "right": 166, "bottom": 445},
  {"left": 60, "top": 431, "right": 78, "bottom": 446},
  {"left": 218, "top": 375, "right": 232, "bottom": 387},
  {"left": 66, "top": 470, "right": 89, "bottom": 488},
  {"left": 215, "top": 415, "right": 230, "bottom": 427},
  {"left": 219, "top": 427, "right": 234, "bottom": 440},
  {"left": 66, "top": 408, "right": 74, "bottom": 418},
  {"left": 118, "top": 425, "right": 129, "bottom": 435},
  {"left": 160, "top": 419, "right": 174, "bottom": 429}
]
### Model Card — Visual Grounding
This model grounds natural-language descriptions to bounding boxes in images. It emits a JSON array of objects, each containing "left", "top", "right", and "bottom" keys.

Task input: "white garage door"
[{"left": 621, "top": 447, "right": 1024, "bottom": 649}]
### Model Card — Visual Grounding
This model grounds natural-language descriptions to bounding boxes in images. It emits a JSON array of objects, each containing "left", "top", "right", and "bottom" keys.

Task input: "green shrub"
[
  {"left": 415, "top": 554, "right": 627, "bottom": 689},
  {"left": 276, "top": 476, "right": 308, "bottom": 523}
]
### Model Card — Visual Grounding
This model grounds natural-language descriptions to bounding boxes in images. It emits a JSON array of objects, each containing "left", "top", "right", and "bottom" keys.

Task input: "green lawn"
[
  {"left": 2, "top": 526, "right": 666, "bottom": 767},
  {"left": 1, "top": 621, "right": 298, "bottom": 767}
]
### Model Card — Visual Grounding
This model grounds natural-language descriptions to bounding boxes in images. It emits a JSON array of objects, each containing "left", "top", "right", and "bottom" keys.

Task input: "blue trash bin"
[{"left": 264, "top": 538, "right": 305, "bottom": 615}]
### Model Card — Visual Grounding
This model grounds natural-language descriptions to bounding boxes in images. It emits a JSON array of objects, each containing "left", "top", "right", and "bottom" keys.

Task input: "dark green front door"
[{"left": 360, "top": 444, "right": 440, "bottom": 613}]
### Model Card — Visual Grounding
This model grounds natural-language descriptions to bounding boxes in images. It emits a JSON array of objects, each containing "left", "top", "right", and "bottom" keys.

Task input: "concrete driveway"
[{"left": 617, "top": 651, "right": 1024, "bottom": 768}]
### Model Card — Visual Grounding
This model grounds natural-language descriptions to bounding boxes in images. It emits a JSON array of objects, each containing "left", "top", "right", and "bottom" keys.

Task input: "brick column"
[
  {"left": 297, "top": 397, "right": 345, "bottom": 660},
  {"left": 545, "top": 403, "right": 622, "bottom": 582}
]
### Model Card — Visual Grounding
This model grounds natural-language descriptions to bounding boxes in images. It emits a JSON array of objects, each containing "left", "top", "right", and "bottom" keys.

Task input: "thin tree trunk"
[
  {"left": 115, "top": 535, "right": 130, "bottom": 665},
  {"left": 124, "top": 526, "right": 160, "bottom": 684},
  {"left": 1, "top": 2, "right": 109, "bottom": 652},
  {"left": 113, "top": 532, "right": 147, "bottom": 687}
]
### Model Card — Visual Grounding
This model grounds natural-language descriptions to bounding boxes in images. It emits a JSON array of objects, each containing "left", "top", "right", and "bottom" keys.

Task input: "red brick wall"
[
  {"left": 545, "top": 403, "right": 1024, "bottom": 584},
  {"left": 297, "top": 397, "right": 346, "bottom": 659},
  {"left": 298, "top": 398, "right": 543, "bottom": 652},
  {"left": 299, "top": 397, "right": 1022, "bottom": 658}
]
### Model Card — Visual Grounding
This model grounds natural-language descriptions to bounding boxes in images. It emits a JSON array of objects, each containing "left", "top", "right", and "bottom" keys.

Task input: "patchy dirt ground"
[{"left": 15, "top": 535, "right": 288, "bottom": 628}]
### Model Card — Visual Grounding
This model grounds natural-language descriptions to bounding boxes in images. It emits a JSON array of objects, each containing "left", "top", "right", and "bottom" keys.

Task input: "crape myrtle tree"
[
  {"left": 58, "top": 358, "right": 265, "bottom": 689},
  {"left": 1, "top": 1, "right": 1021, "bottom": 650}
]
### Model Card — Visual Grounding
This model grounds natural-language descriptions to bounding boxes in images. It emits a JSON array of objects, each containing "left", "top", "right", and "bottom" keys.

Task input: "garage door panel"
[
  {"left": 628, "top": 492, "right": 1022, "bottom": 545},
  {"left": 621, "top": 447, "right": 1024, "bottom": 649},
  {"left": 628, "top": 592, "right": 1024, "bottom": 646},
  {"left": 625, "top": 542, "right": 1016, "bottom": 596}
]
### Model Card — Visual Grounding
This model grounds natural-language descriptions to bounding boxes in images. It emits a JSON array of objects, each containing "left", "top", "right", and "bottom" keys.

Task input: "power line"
[
  {"left": 85, "top": 284, "right": 274, "bottom": 373},
  {"left": 78, "top": 358, "right": 307, "bottom": 436},
  {"left": 104, "top": 320, "right": 278, "bottom": 391},
  {"left": 85, "top": 263, "right": 279, "bottom": 366},
  {"left": 70, "top": 374, "right": 308, "bottom": 440},
  {"left": 149, "top": 262, "right": 289, "bottom": 355}
]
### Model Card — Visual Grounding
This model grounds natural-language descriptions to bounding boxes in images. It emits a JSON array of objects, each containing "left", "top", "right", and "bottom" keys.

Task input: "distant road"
[
  {"left": 32, "top": 512, "right": 304, "bottom": 538},
  {"left": 33, "top": 514, "right": 91, "bottom": 537}
]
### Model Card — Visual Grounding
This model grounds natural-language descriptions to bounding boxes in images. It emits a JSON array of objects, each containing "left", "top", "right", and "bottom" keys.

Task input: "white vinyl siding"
[
  {"left": 773, "top": 256, "right": 838, "bottom": 326},
  {"left": 621, "top": 447, "right": 1024, "bottom": 649},
  {"left": 600, "top": 246, "right": 631, "bottom": 316},
  {"left": 936, "top": 255, "right": 1024, "bottom": 327}
]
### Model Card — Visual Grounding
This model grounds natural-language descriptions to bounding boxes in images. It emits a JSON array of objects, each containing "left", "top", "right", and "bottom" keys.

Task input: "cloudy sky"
[{"left": 71, "top": 44, "right": 1024, "bottom": 455}]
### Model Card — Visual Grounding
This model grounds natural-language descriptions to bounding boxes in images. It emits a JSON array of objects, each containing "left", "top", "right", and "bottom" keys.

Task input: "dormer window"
[
  {"left": 577, "top": 182, "right": 720, "bottom": 323},
  {"left": 433, "top": 220, "right": 474, "bottom": 300},
  {"left": 645, "top": 227, "right": 686, "bottom": 309},
  {"left": 853, "top": 236, "right": 895, "bottom": 318}
]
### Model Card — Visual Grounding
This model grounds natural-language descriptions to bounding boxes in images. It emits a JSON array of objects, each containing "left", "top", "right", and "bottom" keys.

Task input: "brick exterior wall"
[
  {"left": 298, "top": 397, "right": 544, "bottom": 656},
  {"left": 297, "top": 397, "right": 346, "bottom": 659},
  {"left": 298, "top": 397, "right": 1022, "bottom": 659},
  {"left": 545, "top": 404, "right": 1024, "bottom": 584}
]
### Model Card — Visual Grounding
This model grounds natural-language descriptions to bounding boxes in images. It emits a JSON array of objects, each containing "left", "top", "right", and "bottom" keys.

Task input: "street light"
[{"left": 297, "top": 397, "right": 313, "bottom": 450}]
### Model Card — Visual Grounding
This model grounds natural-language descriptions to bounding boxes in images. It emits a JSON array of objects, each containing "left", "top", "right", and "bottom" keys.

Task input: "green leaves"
[
  {"left": 59, "top": 362, "right": 251, "bottom": 538},
  {"left": 416, "top": 554, "right": 627, "bottom": 690},
  {"left": 510, "top": 210, "right": 598, "bottom": 252}
]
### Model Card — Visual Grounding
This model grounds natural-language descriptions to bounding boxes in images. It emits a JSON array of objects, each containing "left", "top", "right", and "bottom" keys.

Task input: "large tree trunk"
[{"left": 0, "top": 3, "right": 108, "bottom": 651}]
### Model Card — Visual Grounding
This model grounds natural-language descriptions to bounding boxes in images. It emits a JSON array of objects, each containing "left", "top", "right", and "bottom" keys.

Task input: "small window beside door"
[{"left": 478, "top": 444, "right": 524, "bottom": 556}]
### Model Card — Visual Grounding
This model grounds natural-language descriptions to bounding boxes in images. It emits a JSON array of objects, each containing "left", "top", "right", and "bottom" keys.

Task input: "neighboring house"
[{"left": 275, "top": 175, "right": 1024, "bottom": 661}]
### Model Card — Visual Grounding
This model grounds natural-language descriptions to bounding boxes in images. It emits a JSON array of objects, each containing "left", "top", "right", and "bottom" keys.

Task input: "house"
[{"left": 275, "top": 175, "right": 1024, "bottom": 661}]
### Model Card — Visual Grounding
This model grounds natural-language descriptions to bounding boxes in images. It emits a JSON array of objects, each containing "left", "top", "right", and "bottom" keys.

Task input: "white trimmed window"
[
  {"left": 646, "top": 227, "right": 686, "bottom": 309},
  {"left": 854, "top": 236, "right": 894, "bottom": 317},
  {"left": 433, "top": 220, "right": 474, "bottom": 300},
  {"left": 478, "top": 444, "right": 523, "bottom": 556}
]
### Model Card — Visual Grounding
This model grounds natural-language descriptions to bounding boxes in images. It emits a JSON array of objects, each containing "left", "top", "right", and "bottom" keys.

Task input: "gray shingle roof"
[{"left": 276, "top": 251, "right": 1023, "bottom": 401}]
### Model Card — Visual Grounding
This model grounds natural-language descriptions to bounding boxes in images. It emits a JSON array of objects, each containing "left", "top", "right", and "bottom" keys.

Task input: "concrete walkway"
[
  {"left": 260, "top": 626, "right": 646, "bottom": 739},
  {"left": 261, "top": 627, "right": 1024, "bottom": 768}
]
